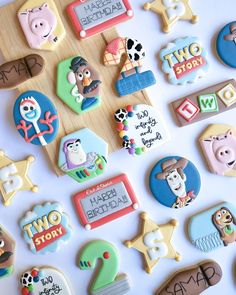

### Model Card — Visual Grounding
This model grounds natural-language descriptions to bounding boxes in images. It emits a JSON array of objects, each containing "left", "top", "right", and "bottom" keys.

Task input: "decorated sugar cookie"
[
  {"left": 0, "top": 225, "right": 15, "bottom": 279},
  {"left": 114, "top": 104, "right": 169, "bottom": 155},
  {"left": 144, "top": 0, "right": 198, "bottom": 33},
  {"left": 188, "top": 202, "right": 236, "bottom": 252},
  {"left": 67, "top": 0, "right": 133, "bottom": 39},
  {"left": 199, "top": 125, "right": 236, "bottom": 177},
  {"left": 0, "top": 54, "right": 44, "bottom": 89},
  {"left": 57, "top": 56, "right": 101, "bottom": 114},
  {"left": 18, "top": 0, "right": 65, "bottom": 51},
  {"left": 0, "top": 150, "right": 38, "bottom": 206},
  {"left": 149, "top": 156, "right": 201, "bottom": 209},
  {"left": 79, "top": 240, "right": 131, "bottom": 295},
  {"left": 156, "top": 260, "right": 222, "bottom": 295},
  {"left": 125, "top": 212, "right": 181, "bottom": 274},
  {"left": 20, "top": 202, "right": 72, "bottom": 254},
  {"left": 160, "top": 37, "right": 209, "bottom": 85},
  {"left": 73, "top": 174, "right": 139, "bottom": 230},
  {"left": 13, "top": 90, "right": 59, "bottom": 146},
  {"left": 58, "top": 128, "right": 108, "bottom": 183},
  {"left": 20, "top": 267, "right": 72, "bottom": 294},
  {"left": 104, "top": 37, "right": 156, "bottom": 96},
  {"left": 216, "top": 21, "right": 236, "bottom": 68}
]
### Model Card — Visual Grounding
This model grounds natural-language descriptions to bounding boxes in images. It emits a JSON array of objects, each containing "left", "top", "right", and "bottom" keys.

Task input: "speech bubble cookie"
[
  {"left": 199, "top": 124, "right": 236, "bottom": 177},
  {"left": 188, "top": 202, "right": 236, "bottom": 252},
  {"left": 149, "top": 156, "right": 201, "bottom": 209},
  {"left": 20, "top": 267, "right": 72, "bottom": 295},
  {"left": 160, "top": 37, "right": 209, "bottom": 85},
  {"left": 114, "top": 104, "right": 170, "bottom": 156},
  {"left": 0, "top": 225, "right": 15, "bottom": 280},
  {"left": 20, "top": 202, "right": 72, "bottom": 254},
  {"left": 13, "top": 90, "right": 59, "bottom": 146},
  {"left": 18, "top": 0, "right": 66, "bottom": 50}
]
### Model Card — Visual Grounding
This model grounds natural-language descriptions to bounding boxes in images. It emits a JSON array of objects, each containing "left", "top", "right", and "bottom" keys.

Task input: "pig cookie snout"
[
  {"left": 215, "top": 145, "right": 235, "bottom": 163},
  {"left": 30, "top": 18, "right": 50, "bottom": 36}
]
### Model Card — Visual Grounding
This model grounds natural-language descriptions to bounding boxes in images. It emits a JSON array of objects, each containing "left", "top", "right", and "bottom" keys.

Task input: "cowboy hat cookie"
[
  {"left": 156, "top": 260, "right": 222, "bottom": 294},
  {"left": 199, "top": 124, "right": 236, "bottom": 177},
  {"left": 149, "top": 156, "right": 201, "bottom": 209},
  {"left": 20, "top": 267, "right": 72, "bottom": 294},
  {"left": 217, "top": 21, "right": 236, "bottom": 68},
  {"left": 188, "top": 202, "right": 236, "bottom": 252}
]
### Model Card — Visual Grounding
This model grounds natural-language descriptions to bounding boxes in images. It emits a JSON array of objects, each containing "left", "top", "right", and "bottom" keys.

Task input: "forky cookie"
[{"left": 104, "top": 37, "right": 156, "bottom": 96}]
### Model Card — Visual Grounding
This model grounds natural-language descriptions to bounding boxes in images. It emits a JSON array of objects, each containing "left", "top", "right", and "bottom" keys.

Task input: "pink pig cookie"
[
  {"left": 18, "top": 3, "right": 58, "bottom": 49},
  {"left": 200, "top": 125, "right": 236, "bottom": 176}
]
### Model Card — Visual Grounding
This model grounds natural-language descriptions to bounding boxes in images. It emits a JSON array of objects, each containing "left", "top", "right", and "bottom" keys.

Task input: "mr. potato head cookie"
[
  {"left": 199, "top": 124, "right": 236, "bottom": 177},
  {"left": 149, "top": 156, "right": 201, "bottom": 209}
]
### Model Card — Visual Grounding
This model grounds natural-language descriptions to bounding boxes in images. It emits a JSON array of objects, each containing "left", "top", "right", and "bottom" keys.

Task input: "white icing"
[
  {"left": 0, "top": 163, "right": 23, "bottom": 194},
  {"left": 162, "top": 0, "right": 186, "bottom": 20},
  {"left": 143, "top": 229, "right": 168, "bottom": 261}
]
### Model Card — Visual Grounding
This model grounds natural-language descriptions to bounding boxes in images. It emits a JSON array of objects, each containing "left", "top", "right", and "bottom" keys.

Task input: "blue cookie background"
[
  {"left": 149, "top": 156, "right": 201, "bottom": 208},
  {"left": 13, "top": 90, "right": 59, "bottom": 145},
  {"left": 217, "top": 21, "right": 236, "bottom": 68}
]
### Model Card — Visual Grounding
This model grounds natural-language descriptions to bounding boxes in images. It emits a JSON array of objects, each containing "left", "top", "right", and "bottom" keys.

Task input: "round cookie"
[
  {"left": 149, "top": 156, "right": 201, "bottom": 209},
  {"left": 216, "top": 21, "right": 236, "bottom": 68}
]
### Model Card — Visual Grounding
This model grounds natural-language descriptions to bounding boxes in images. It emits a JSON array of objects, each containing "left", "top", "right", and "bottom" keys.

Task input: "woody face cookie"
[
  {"left": 0, "top": 54, "right": 44, "bottom": 89},
  {"left": 0, "top": 150, "right": 38, "bottom": 206},
  {"left": 199, "top": 125, "right": 236, "bottom": 177},
  {"left": 20, "top": 202, "right": 72, "bottom": 254},
  {"left": 188, "top": 202, "right": 236, "bottom": 252},
  {"left": 156, "top": 260, "right": 222, "bottom": 295},
  {"left": 149, "top": 156, "right": 201, "bottom": 209},
  {"left": 18, "top": 0, "right": 65, "bottom": 50},
  {"left": 144, "top": 0, "right": 198, "bottom": 33},
  {"left": 160, "top": 37, "right": 209, "bottom": 85},
  {"left": 125, "top": 212, "right": 181, "bottom": 274},
  {"left": 0, "top": 226, "right": 15, "bottom": 279},
  {"left": 20, "top": 267, "right": 72, "bottom": 294}
]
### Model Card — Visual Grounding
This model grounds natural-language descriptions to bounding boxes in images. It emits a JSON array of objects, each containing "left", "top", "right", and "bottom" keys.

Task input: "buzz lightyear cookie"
[
  {"left": 58, "top": 128, "right": 108, "bottom": 183},
  {"left": 0, "top": 225, "right": 15, "bottom": 279},
  {"left": 114, "top": 104, "right": 169, "bottom": 155},
  {"left": 149, "top": 156, "right": 201, "bottom": 209},
  {"left": 199, "top": 124, "right": 236, "bottom": 177},
  {"left": 20, "top": 267, "right": 72, "bottom": 294},
  {"left": 18, "top": 0, "right": 66, "bottom": 51},
  {"left": 20, "top": 202, "right": 72, "bottom": 254},
  {"left": 188, "top": 202, "right": 236, "bottom": 252},
  {"left": 13, "top": 90, "right": 59, "bottom": 146},
  {"left": 216, "top": 21, "right": 236, "bottom": 68},
  {"left": 160, "top": 37, "right": 209, "bottom": 85},
  {"left": 57, "top": 56, "right": 102, "bottom": 114}
]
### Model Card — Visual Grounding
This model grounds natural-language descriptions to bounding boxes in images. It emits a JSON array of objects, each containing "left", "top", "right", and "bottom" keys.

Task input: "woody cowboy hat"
[{"left": 156, "top": 158, "right": 188, "bottom": 180}]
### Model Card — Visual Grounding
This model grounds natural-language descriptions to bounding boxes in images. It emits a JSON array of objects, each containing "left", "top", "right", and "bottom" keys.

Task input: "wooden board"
[{"left": 0, "top": 0, "right": 152, "bottom": 175}]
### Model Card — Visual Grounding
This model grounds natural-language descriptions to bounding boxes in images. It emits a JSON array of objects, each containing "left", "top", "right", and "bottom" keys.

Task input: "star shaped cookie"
[
  {"left": 144, "top": 0, "right": 198, "bottom": 33},
  {"left": 0, "top": 150, "right": 38, "bottom": 206},
  {"left": 125, "top": 212, "right": 181, "bottom": 273}
]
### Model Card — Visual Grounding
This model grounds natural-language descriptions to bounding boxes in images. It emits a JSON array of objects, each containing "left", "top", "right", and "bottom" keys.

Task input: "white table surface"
[{"left": 0, "top": 0, "right": 235, "bottom": 294}]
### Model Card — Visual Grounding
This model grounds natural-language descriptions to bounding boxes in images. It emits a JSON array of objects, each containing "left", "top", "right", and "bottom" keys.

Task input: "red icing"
[
  {"left": 173, "top": 56, "right": 206, "bottom": 79},
  {"left": 106, "top": 38, "right": 122, "bottom": 55},
  {"left": 103, "top": 251, "right": 110, "bottom": 259}
]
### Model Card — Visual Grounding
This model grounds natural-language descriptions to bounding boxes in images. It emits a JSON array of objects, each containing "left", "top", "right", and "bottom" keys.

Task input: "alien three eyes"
[{"left": 77, "top": 69, "right": 91, "bottom": 81}]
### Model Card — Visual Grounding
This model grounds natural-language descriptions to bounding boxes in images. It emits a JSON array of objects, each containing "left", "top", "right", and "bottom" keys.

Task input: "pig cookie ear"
[
  {"left": 42, "top": 3, "right": 48, "bottom": 8},
  {"left": 227, "top": 129, "right": 233, "bottom": 136},
  {"left": 67, "top": 71, "right": 76, "bottom": 85}
]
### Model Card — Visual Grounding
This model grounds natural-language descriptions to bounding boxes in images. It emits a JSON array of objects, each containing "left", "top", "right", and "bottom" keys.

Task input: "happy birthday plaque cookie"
[
  {"left": 199, "top": 124, "right": 236, "bottom": 177},
  {"left": 58, "top": 128, "right": 108, "bottom": 183},
  {"left": 20, "top": 202, "right": 72, "bottom": 254},
  {"left": 149, "top": 156, "right": 201, "bottom": 209},
  {"left": 144, "top": 0, "right": 198, "bottom": 33},
  {"left": 114, "top": 104, "right": 169, "bottom": 155},
  {"left": 216, "top": 21, "right": 236, "bottom": 68},
  {"left": 57, "top": 56, "right": 101, "bottom": 114},
  {"left": 67, "top": 0, "right": 133, "bottom": 39},
  {"left": 0, "top": 225, "right": 15, "bottom": 279},
  {"left": 18, "top": 0, "right": 66, "bottom": 50},
  {"left": 125, "top": 212, "right": 181, "bottom": 274},
  {"left": 188, "top": 202, "right": 236, "bottom": 252},
  {"left": 13, "top": 90, "right": 59, "bottom": 146},
  {"left": 160, "top": 37, "right": 209, "bottom": 85},
  {"left": 20, "top": 267, "right": 72, "bottom": 294}
]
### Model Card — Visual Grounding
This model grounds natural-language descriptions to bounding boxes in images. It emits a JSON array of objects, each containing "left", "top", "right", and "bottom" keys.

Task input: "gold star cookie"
[
  {"left": 144, "top": 0, "right": 198, "bottom": 33},
  {"left": 0, "top": 150, "right": 38, "bottom": 206},
  {"left": 125, "top": 212, "right": 181, "bottom": 273}
]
